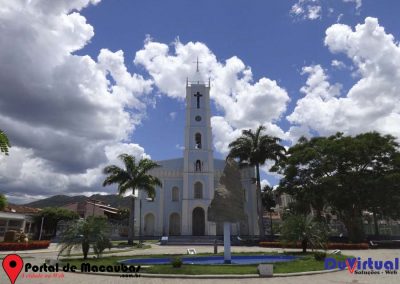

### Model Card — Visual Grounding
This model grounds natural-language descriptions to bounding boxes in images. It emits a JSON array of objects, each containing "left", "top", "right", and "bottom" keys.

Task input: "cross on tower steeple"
[{"left": 194, "top": 91, "right": 203, "bottom": 108}]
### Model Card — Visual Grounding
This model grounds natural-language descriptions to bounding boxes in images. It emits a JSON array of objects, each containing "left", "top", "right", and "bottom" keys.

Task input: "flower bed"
[
  {"left": 0, "top": 240, "right": 51, "bottom": 251},
  {"left": 259, "top": 241, "right": 369, "bottom": 250}
]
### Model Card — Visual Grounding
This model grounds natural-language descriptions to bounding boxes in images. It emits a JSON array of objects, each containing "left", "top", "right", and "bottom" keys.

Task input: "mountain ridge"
[{"left": 23, "top": 194, "right": 131, "bottom": 209}]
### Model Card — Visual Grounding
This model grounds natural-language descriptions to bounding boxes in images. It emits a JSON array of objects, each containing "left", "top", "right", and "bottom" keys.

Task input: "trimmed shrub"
[
  {"left": 171, "top": 257, "right": 183, "bottom": 268},
  {"left": 0, "top": 241, "right": 51, "bottom": 251},
  {"left": 314, "top": 251, "right": 327, "bottom": 261}
]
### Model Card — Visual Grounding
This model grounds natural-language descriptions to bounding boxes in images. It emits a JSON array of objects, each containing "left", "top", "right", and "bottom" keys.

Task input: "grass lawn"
[{"left": 62, "top": 252, "right": 350, "bottom": 275}]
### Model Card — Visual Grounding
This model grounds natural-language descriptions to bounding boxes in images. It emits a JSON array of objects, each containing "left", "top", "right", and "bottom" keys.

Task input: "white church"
[{"left": 134, "top": 68, "right": 258, "bottom": 237}]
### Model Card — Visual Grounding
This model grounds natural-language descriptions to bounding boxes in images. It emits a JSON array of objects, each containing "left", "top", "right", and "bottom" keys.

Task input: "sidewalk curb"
[
  {"left": 64, "top": 268, "right": 340, "bottom": 278},
  {"left": 0, "top": 249, "right": 59, "bottom": 255}
]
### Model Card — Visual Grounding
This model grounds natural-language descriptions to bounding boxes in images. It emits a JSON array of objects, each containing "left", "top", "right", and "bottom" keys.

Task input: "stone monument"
[{"left": 208, "top": 158, "right": 246, "bottom": 263}]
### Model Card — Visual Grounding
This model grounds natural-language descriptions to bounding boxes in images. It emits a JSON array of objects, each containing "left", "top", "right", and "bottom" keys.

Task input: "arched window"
[
  {"left": 172, "top": 187, "right": 179, "bottom": 201},
  {"left": 195, "top": 133, "right": 202, "bottom": 149},
  {"left": 195, "top": 160, "right": 202, "bottom": 171},
  {"left": 194, "top": 182, "right": 203, "bottom": 199}
]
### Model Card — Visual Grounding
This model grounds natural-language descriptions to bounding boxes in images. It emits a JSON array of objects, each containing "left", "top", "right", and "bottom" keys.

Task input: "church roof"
[{"left": 155, "top": 158, "right": 184, "bottom": 170}]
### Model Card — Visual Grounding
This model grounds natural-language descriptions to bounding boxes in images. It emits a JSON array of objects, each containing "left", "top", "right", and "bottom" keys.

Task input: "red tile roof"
[{"left": 2, "top": 204, "right": 41, "bottom": 214}]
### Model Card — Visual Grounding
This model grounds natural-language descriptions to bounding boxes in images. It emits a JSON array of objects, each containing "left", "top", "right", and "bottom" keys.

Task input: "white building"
[{"left": 134, "top": 69, "right": 258, "bottom": 237}]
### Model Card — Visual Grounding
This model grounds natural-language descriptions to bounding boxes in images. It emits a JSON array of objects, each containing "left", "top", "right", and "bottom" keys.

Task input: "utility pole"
[{"left": 39, "top": 217, "right": 44, "bottom": 240}]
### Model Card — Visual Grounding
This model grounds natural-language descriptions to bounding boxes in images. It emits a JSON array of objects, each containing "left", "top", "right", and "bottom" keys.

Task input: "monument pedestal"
[{"left": 223, "top": 222, "right": 231, "bottom": 264}]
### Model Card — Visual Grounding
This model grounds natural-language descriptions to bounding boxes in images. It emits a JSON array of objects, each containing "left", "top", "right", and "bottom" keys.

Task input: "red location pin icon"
[{"left": 2, "top": 254, "right": 23, "bottom": 284}]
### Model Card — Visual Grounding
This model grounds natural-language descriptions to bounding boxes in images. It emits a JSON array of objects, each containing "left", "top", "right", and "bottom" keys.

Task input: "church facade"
[{"left": 134, "top": 73, "right": 258, "bottom": 237}]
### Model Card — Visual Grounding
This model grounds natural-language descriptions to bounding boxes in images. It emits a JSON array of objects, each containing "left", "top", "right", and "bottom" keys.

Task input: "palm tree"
[
  {"left": 280, "top": 214, "right": 329, "bottom": 253},
  {"left": 102, "top": 154, "right": 162, "bottom": 245},
  {"left": 0, "top": 129, "right": 11, "bottom": 155},
  {"left": 58, "top": 216, "right": 111, "bottom": 259},
  {"left": 228, "top": 125, "right": 286, "bottom": 239}
]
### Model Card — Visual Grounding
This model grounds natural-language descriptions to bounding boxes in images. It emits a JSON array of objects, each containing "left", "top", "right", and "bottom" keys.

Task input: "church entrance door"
[
  {"left": 192, "top": 207, "right": 205, "bottom": 236},
  {"left": 169, "top": 213, "right": 181, "bottom": 235}
]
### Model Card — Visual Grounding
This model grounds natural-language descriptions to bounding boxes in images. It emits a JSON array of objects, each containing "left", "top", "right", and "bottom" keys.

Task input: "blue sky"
[
  {"left": 1, "top": 0, "right": 400, "bottom": 203},
  {"left": 78, "top": 0, "right": 398, "bottom": 160}
]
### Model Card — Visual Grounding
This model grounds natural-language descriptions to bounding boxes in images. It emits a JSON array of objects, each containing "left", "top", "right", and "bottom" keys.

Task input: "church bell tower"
[{"left": 181, "top": 61, "right": 215, "bottom": 236}]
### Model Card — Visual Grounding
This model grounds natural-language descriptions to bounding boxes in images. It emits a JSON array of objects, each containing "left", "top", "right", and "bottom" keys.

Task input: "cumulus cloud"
[
  {"left": 0, "top": 0, "right": 153, "bottom": 203},
  {"left": 134, "top": 39, "right": 290, "bottom": 155},
  {"left": 288, "top": 17, "right": 400, "bottom": 140}
]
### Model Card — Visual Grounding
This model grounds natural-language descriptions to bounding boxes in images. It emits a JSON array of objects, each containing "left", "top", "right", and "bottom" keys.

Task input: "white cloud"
[
  {"left": 210, "top": 117, "right": 243, "bottom": 154},
  {"left": 290, "top": 0, "right": 322, "bottom": 21},
  {"left": 308, "top": 5, "right": 322, "bottom": 20},
  {"left": 291, "top": 0, "right": 361, "bottom": 21},
  {"left": 175, "top": 144, "right": 185, "bottom": 151},
  {"left": 343, "top": 0, "right": 362, "bottom": 10},
  {"left": 134, "top": 39, "right": 290, "bottom": 155},
  {"left": 260, "top": 179, "right": 270, "bottom": 189},
  {"left": 0, "top": 0, "right": 154, "bottom": 203},
  {"left": 331, "top": 60, "right": 347, "bottom": 70},
  {"left": 288, "top": 17, "right": 400, "bottom": 140},
  {"left": 169, "top": 112, "right": 177, "bottom": 120}
]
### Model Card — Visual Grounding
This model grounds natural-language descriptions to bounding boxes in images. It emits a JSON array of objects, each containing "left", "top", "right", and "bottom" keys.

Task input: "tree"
[
  {"left": 103, "top": 154, "right": 162, "bottom": 245},
  {"left": 35, "top": 207, "right": 79, "bottom": 238},
  {"left": 0, "top": 194, "right": 7, "bottom": 211},
  {"left": 0, "top": 129, "right": 11, "bottom": 155},
  {"left": 228, "top": 125, "right": 286, "bottom": 239},
  {"left": 261, "top": 185, "right": 276, "bottom": 237},
  {"left": 58, "top": 216, "right": 111, "bottom": 259},
  {"left": 280, "top": 214, "right": 329, "bottom": 253},
  {"left": 274, "top": 132, "right": 400, "bottom": 242}
]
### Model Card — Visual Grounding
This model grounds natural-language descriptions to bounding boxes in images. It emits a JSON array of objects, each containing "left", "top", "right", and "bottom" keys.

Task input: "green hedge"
[
  {"left": 0, "top": 241, "right": 51, "bottom": 251},
  {"left": 259, "top": 241, "right": 369, "bottom": 250}
]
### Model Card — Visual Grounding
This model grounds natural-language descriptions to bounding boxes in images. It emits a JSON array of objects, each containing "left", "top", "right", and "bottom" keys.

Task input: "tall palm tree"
[
  {"left": 227, "top": 125, "right": 286, "bottom": 239},
  {"left": 102, "top": 154, "right": 162, "bottom": 245},
  {"left": 0, "top": 129, "right": 11, "bottom": 155}
]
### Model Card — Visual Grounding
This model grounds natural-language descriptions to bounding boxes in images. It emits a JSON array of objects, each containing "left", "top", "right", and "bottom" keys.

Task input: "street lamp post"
[
  {"left": 139, "top": 199, "right": 142, "bottom": 244},
  {"left": 38, "top": 217, "right": 44, "bottom": 241}
]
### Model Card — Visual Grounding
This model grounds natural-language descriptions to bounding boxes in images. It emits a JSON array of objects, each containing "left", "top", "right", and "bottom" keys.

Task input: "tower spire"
[{"left": 193, "top": 57, "right": 202, "bottom": 72}]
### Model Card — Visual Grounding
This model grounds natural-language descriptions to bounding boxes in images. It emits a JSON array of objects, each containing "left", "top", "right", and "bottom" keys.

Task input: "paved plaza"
[{"left": 0, "top": 243, "right": 399, "bottom": 284}]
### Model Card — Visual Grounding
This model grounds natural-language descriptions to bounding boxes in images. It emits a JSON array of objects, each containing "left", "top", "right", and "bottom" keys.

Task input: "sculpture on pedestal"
[{"left": 208, "top": 158, "right": 246, "bottom": 263}]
